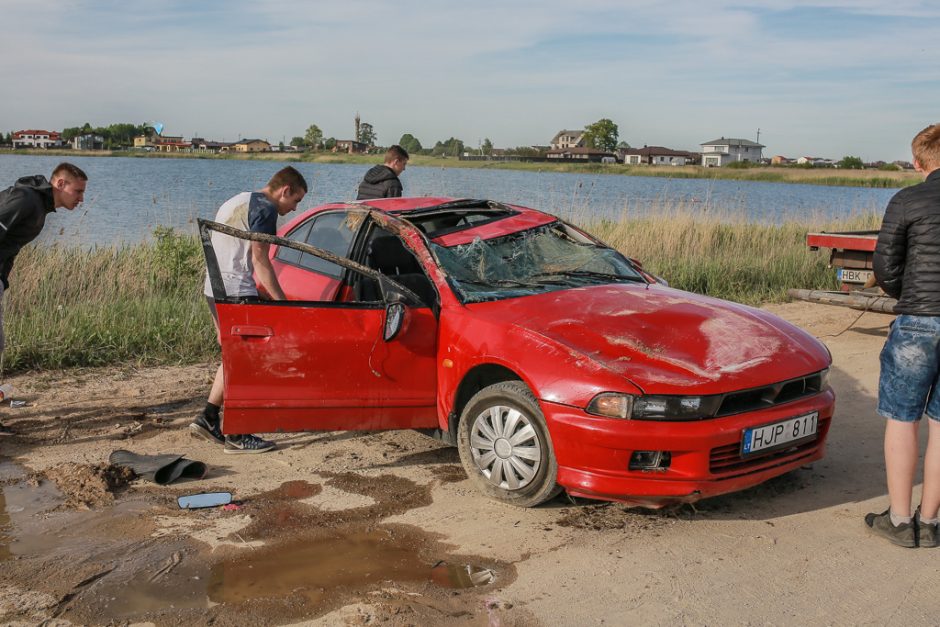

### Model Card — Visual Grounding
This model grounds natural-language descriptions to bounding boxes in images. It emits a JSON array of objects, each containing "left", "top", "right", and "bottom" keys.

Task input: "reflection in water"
[
  {"left": 0, "top": 489, "right": 10, "bottom": 561},
  {"left": 209, "top": 528, "right": 494, "bottom": 605},
  {"left": 0, "top": 458, "right": 68, "bottom": 561}
]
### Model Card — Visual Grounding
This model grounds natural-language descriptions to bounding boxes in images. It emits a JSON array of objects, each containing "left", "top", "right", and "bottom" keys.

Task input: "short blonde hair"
[{"left": 912, "top": 124, "right": 940, "bottom": 171}]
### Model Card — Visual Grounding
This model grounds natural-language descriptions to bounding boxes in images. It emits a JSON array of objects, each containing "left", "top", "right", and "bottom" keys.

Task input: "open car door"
[{"left": 200, "top": 216, "right": 439, "bottom": 435}]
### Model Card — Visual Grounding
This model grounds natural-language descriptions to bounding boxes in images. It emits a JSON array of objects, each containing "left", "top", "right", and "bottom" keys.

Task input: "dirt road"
[{"left": 1, "top": 302, "right": 937, "bottom": 626}]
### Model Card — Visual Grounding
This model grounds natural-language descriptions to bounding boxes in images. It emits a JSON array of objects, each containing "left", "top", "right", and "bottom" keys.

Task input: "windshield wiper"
[
  {"left": 454, "top": 278, "right": 535, "bottom": 288},
  {"left": 534, "top": 270, "right": 646, "bottom": 284}
]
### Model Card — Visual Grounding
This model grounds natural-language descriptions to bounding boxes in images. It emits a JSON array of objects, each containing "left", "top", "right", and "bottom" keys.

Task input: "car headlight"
[
  {"left": 586, "top": 393, "right": 633, "bottom": 419},
  {"left": 587, "top": 393, "right": 721, "bottom": 420},
  {"left": 818, "top": 368, "right": 830, "bottom": 390}
]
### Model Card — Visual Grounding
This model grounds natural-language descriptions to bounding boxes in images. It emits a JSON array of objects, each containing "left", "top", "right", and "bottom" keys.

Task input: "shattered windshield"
[{"left": 432, "top": 221, "right": 646, "bottom": 303}]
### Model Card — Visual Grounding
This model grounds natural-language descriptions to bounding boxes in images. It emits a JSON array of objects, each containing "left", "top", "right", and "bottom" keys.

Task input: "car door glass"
[
  {"left": 295, "top": 212, "right": 358, "bottom": 278},
  {"left": 274, "top": 220, "right": 313, "bottom": 265}
]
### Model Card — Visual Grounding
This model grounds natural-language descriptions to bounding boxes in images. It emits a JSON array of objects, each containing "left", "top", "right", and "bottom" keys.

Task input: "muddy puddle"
[{"left": 0, "top": 463, "right": 511, "bottom": 625}]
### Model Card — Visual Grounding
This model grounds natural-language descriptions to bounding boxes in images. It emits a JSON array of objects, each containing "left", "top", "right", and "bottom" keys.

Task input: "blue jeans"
[{"left": 879, "top": 314, "right": 940, "bottom": 422}]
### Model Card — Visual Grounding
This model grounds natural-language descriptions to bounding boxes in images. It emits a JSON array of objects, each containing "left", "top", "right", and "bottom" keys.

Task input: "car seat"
[{"left": 361, "top": 234, "right": 436, "bottom": 307}]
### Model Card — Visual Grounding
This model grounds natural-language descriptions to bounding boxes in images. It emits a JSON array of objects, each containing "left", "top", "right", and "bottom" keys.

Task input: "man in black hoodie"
[
  {"left": 356, "top": 145, "right": 409, "bottom": 200},
  {"left": 0, "top": 162, "right": 87, "bottom": 435}
]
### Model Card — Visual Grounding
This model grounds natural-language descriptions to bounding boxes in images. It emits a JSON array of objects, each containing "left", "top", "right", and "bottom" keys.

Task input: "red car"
[{"left": 200, "top": 197, "right": 834, "bottom": 508}]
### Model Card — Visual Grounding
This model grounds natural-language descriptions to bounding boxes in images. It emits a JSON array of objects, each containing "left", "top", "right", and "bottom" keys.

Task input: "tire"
[{"left": 457, "top": 381, "right": 562, "bottom": 507}]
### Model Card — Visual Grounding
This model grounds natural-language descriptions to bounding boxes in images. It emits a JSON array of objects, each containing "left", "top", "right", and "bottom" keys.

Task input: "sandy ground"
[{"left": 0, "top": 301, "right": 938, "bottom": 626}]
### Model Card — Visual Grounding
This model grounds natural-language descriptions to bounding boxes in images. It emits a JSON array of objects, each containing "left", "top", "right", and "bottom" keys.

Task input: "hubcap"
[{"left": 469, "top": 404, "right": 541, "bottom": 491}]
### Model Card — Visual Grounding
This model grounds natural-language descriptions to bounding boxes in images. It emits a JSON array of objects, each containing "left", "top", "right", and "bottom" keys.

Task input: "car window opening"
[
  {"left": 353, "top": 225, "right": 438, "bottom": 308},
  {"left": 433, "top": 221, "right": 647, "bottom": 303}
]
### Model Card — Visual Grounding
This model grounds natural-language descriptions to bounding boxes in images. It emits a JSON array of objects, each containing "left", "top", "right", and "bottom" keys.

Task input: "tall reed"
[
  {"left": 583, "top": 207, "right": 881, "bottom": 305},
  {"left": 3, "top": 227, "right": 213, "bottom": 372}
]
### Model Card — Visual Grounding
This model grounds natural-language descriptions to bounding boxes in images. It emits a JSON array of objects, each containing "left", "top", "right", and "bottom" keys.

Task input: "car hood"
[{"left": 467, "top": 283, "right": 830, "bottom": 394}]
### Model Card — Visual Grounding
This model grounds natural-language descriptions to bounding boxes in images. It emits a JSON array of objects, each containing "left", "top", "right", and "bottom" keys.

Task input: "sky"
[{"left": 2, "top": 0, "right": 939, "bottom": 162}]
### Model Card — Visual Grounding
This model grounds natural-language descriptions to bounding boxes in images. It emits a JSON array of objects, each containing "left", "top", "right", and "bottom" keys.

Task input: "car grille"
[
  {"left": 709, "top": 417, "right": 829, "bottom": 476},
  {"left": 714, "top": 371, "right": 827, "bottom": 417}
]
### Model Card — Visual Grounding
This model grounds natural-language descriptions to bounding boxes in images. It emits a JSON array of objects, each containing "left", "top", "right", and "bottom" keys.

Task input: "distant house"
[
  {"left": 623, "top": 146, "right": 694, "bottom": 166},
  {"left": 134, "top": 132, "right": 190, "bottom": 152},
  {"left": 797, "top": 156, "right": 833, "bottom": 166},
  {"left": 12, "top": 129, "right": 62, "bottom": 149},
  {"left": 550, "top": 130, "right": 585, "bottom": 150},
  {"left": 334, "top": 139, "right": 368, "bottom": 154},
  {"left": 72, "top": 133, "right": 105, "bottom": 150},
  {"left": 546, "top": 147, "right": 616, "bottom": 162},
  {"left": 700, "top": 137, "right": 764, "bottom": 167},
  {"left": 232, "top": 139, "right": 271, "bottom": 153},
  {"left": 771, "top": 155, "right": 792, "bottom": 166},
  {"left": 191, "top": 138, "right": 229, "bottom": 153}
]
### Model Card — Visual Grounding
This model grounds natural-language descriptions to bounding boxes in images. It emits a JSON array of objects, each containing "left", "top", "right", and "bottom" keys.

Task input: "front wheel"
[{"left": 457, "top": 381, "right": 562, "bottom": 507}]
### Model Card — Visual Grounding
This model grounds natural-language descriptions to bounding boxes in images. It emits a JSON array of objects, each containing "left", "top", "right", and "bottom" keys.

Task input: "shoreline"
[{"left": 0, "top": 148, "right": 920, "bottom": 189}]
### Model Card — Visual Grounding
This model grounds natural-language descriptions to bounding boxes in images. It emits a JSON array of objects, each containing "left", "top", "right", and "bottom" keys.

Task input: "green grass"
[
  {"left": 3, "top": 227, "right": 214, "bottom": 372},
  {"left": 1, "top": 211, "right": 883, "bottom": 372}
]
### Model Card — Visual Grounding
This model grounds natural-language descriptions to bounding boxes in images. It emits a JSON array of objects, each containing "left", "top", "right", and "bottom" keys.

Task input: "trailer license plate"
[
  {"left": 742, "top": 412, "right": 818, "bottom": 456},
  {"left": 837, "top": 268, "right": 872, "bottom": 284}
]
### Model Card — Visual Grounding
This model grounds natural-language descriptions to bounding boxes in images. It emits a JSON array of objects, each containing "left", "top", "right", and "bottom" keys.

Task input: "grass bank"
[
  {"left": 2, "top": 212, "right": 881, "bottom": 372},
  {"left": 2, "top": 149, "right": 920, "bottom": 188}
]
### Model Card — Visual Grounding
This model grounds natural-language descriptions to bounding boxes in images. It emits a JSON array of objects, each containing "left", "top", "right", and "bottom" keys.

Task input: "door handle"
[{"left": 231, "top": 325, "right": 273, "bottom": 337}]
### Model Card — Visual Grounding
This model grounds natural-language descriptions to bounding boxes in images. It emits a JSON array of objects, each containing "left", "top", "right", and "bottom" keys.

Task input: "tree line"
[{"left": 293, "top": 117, "right": 624, "bottom": 157}]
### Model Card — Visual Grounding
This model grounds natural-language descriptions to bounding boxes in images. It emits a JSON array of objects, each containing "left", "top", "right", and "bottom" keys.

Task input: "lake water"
[{"left": 0, "top": 154, "right": 895, "bottom": 247}]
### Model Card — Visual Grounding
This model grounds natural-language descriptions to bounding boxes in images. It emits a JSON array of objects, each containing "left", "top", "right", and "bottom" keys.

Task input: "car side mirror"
[{"left": 383, "top": 302, "right": 406, "bottom": 342}]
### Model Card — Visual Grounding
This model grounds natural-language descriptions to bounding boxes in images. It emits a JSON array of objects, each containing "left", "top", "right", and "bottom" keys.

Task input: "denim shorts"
[{"left": 878, "top": 314, "right": 940, "bottom": 422}]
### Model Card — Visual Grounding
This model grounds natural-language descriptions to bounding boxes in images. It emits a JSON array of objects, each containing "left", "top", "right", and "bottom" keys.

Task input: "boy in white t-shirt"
[{"left": 191, "top": 166, "right": 307, "bottom": 453}]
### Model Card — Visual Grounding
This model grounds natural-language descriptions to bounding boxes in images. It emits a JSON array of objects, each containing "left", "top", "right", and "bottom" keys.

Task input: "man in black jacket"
[
  {"left": 356, "top": 145, "right": 408, "bottom": 200},
  {"left": 868, "top": 124, "right": 940, "bottom": 547},
  {"left": 0, "top": 162, "right": 87, "bottom": 435}
]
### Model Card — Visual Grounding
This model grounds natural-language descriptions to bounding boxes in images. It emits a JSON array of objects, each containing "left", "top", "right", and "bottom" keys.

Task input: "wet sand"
[{"left": 0, "top": 302, "right": 936, "bottom": 625}]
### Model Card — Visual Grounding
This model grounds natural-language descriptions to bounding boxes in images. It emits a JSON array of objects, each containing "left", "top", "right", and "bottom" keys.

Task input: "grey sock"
[{"left": 890, "top": 511, "right": 913, "bottom": 526}]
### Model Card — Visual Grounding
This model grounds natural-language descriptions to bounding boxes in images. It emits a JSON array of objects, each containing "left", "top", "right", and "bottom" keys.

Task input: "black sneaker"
[
  {"left": 189, "top": 413, "right": 224, "bottom": 445},
  {"left": 224, "top": 434, "right": 275, "bottom": 454},
  {"left": 0, "top": 423, "right": 13, "bottom": 437},
  {"left": 916, "top": 508, "right": 939, "bottom": 548},
  {"left": 865, "top": 509, "right": 916, "bottom": 548}
]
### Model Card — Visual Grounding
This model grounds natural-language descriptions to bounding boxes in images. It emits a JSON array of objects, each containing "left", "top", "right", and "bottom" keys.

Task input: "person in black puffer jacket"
[
  {"left": 357, "top": 145, "right": 409, "bottom": 200},
  {"left": 0, "top": 162, "right": 88, "bottom": 436},
  {"left": 867, "top": 124, "right": 940, "bottom": 547}
]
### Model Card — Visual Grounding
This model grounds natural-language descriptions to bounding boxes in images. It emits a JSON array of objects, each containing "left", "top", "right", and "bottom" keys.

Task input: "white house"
[
  {"left": 700, "top": 137, "right": 764, "bottom": 167},
  {"left": 796, "top": 156, "right": 834, "bottom": 167},
  {"left": 550, "top": 130, "right": 585, "bottom": 150},
  {"left": 623, "top": 146, "right": 693, "bottom": 166},
  {"left": 12, "top": 129, "right": 62, "bottom": 149}
]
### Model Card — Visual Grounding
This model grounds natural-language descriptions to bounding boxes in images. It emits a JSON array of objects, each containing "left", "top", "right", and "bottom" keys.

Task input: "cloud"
[{"left": 1, "top": 0, "right": 938, "bottom": 160}]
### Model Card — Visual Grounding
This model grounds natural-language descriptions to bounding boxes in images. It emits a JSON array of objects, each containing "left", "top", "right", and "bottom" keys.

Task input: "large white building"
[
  {"left": 700, "top": 137, "right": 764, "bottom": 167},
  {"left": 12, "top": 129, "right": 62, "bottom": 149}
]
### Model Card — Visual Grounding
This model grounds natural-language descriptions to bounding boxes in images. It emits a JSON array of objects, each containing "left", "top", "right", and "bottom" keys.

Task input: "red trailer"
[{"left": 788, "top": 230, "right": 897, "bottom": 313}]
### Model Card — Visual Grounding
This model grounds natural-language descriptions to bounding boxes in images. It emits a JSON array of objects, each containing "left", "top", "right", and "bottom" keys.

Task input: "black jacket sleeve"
[
  {"left": 873, "top": 193, "right": 907, "bottom": 299},
  {"left": 387, "top": 178, "right": 403, "bottom": 198},
  {"left": 0, "top": 187, "right": 29, "bottom": 247}
]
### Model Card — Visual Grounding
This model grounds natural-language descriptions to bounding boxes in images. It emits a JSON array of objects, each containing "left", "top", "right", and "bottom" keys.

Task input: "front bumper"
[{"left": 542, "top": 388, "right": 835, "bottom": 507}]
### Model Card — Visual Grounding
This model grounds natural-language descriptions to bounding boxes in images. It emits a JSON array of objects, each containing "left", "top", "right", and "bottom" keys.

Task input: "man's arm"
[
  {"left": 873, "top": 194, "right": 907, "bottom": 299},
  {"left": 251, "top": 241, "right": 286, "bottom": 300}
]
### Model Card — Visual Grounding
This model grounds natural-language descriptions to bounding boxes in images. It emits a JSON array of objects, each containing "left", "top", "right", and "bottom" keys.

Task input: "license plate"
[
  {"left": 742, "top": 411, "right": 818, "bottom": 456},
  {"left": 837, "top": 268, "right": 872, "bottom": 284}
]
